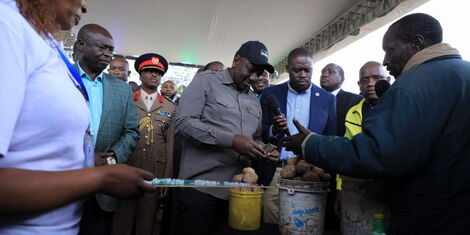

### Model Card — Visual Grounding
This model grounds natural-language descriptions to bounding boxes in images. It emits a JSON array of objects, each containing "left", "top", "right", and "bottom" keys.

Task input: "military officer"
[{"left": 112, "top": 53, "right": 175, "bottom": 235}]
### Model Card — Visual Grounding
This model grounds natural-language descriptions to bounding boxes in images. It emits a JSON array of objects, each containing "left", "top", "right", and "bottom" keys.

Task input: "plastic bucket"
[
  {"left": 228, "top": 188, "right": 264, "bottom": 231},
  {"left": 278, "top": 178, "right": 329, "bottom": 235},
  {"left": 340, "top": 176, "right": 391, "bottom": 235}
]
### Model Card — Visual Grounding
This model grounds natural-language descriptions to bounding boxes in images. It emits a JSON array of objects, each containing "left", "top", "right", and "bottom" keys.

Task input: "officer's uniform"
[{"left": 112, "top": 53, "right": 176, "bottom": 235}]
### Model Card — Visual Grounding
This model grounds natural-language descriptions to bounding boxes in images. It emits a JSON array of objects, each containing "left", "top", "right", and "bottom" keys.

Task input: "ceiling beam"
[{"left": 272, "top": 0, "right": 401, "bottom": 80}]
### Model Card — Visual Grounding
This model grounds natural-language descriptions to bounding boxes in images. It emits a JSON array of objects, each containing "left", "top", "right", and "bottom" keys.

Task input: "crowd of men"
[
  {"left": 67, "top": 12, "right": 470, "bottom": 235},
  {"left": 1, "top": 0, "right": 469, "bottom": 234}
]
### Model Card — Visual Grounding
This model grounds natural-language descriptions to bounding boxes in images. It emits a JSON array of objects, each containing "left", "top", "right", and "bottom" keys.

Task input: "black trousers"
[
  {"left": 324, "top": 174, "right": 340, "bottom": 231},
  {"left": 79, "top": 196, "right": 114, "bottom": 235},
  {"left": 173, "top": 188, "right": 228, "bottom": 235}
]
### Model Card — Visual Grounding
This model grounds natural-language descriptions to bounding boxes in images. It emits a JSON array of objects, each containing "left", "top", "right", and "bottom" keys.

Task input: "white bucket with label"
[{"left": 278, "top": 179, "right": 329, "bottom": 235}]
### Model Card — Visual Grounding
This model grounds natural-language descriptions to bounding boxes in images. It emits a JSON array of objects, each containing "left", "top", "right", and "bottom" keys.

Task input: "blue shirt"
[
  {"left": 78, "top": 62, "right": 104, "bottom": 140},
  {"left": 280, "top": 82, "right": 312, "bottom": 160}
]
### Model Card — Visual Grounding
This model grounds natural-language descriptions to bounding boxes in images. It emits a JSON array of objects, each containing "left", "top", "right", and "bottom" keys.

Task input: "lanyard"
[{"left": 56, "top": 48, "right": 89, "bottom": 102}]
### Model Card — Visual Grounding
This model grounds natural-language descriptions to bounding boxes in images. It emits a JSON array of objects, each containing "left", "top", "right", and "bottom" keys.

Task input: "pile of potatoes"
[
  {"left": 232, "top": 167, "right": 263, "bottom": 192},
  {"left": 280, "top": 158, "right": 331, "bottom": 182}
]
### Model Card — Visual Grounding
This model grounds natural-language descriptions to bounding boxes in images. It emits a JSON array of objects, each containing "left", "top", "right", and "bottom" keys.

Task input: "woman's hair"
[{"left": 16, "top": 0, "right": 58, "bottom": 36}]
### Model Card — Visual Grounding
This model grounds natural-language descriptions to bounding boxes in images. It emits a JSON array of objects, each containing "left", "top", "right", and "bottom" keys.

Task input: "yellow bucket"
[{"left": 228, "top": 188, "right": 264, "bottom": 231}]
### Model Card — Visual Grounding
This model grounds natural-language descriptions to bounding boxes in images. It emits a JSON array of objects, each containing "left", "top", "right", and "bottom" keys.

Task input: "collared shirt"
[
  {"left": 175, "top": 69, "right": 262, "bottom": 200},
  {"left": 140, "top": 89, "right": 158, "bottom": 111},
  {"left": 0, "top": 1, "right": 88, "bottom": 234},
  {"left": 78, "top": 62, "right": 104, "bottom": 139},
  {"left": 331, "top": 87, "right": 342, "bottom": 96},
  {"left": 279, "top": 82, "right": 312, "bottom": 160}
]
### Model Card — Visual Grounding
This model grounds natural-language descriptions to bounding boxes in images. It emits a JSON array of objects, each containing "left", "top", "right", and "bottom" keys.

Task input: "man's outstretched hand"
[
  {"left": 233, "top": 134, "right": 266, "bottom": 160},
  {"left": 281, "top": 118, "right": 312, "bottom": 155}
]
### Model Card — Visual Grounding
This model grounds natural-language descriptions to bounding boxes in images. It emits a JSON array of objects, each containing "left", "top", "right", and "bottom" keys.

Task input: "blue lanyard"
[{"left": 56, "top": 48, "right": 89, "bottom": 102}]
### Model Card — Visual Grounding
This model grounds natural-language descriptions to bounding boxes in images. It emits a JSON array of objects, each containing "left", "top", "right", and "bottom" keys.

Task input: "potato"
[
  {"left": 302, "top": 171, "right": 320, "bottom": 182},
  {"left": 280, "top": 165, "right": 297, "bottom": 179},
  {"left": 232, "top": 173, "right": 244, "bottom": 182},
  {"left": 239, "top": 187, "right": 251, "bottom": 192},
  {"left": 320, "top": 173, "right": 332, "bottom": 182},
  {"left": 263, "top": 143, "right": 276, "bottom": 153},
  {"left": 242, "top": 173, "right": 258, "bottom": 184},
  {"left": 242, "top": 167, "right": 256, "bottom": 175},
  {"left": 312, "top": 166, "right": 325, "bottom": 176},
  {"left": 296, "top": 160, "right": 313, "bottom": 175},
  {"left": 286, "top": 156, "right": 300, "bottom": 166},
  {"left": 232, "top": 187, "right": 243, "bottom": 192}
]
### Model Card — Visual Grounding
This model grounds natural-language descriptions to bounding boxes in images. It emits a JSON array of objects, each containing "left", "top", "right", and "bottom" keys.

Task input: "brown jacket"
[
  {"left": 112, "top": 89, "right": 176, "bottom": 235},
  {"left": 128, "top": 90, "right": 175, "bottom": 178}
]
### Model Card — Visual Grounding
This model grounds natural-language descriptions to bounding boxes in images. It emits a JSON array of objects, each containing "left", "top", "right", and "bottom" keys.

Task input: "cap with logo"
[
  {"left": 236, "top": 41, "right": 274, "bottom": 73},
  {"left": 134, "top": 53, "right": 169, "bottom": 75}
]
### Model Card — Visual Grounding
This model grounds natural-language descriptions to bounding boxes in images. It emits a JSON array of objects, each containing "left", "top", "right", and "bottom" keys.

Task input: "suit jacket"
[
  {"left": 95, "top": 73, "right": 139, "bottom": 212},
  {"left": 335, "top": 89, "right": 362, "bottom": 136},
  {"left": 74, "top": 64, "right": 140, "bottom": 212},
  {"left": 255, "top": 82, "right": 336, "bottom": 186}
]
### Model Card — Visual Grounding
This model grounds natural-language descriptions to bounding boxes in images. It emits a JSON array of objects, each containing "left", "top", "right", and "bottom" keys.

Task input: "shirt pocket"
[
  {"left": 154, "top": 112, "right": 172, "bottom": 141},
  {"left": 246, "top": 106, "right": 261, "bottom": 119},
  {"left": 215, "top": 97, "right": 237, "bottom": 109},
  {"left": 244, "top": 106, "right": 261, "bottom": 135}
]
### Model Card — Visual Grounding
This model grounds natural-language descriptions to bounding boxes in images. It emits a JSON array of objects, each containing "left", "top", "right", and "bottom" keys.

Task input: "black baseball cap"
[{"left": 236, "top": 41, "right": 275, "bottom": 73}]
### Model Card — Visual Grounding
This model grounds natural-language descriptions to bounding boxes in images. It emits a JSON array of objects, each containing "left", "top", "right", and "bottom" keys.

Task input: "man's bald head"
[
  {"left": 76, "top": 24, "right": 114, "bottom": 75},
  {"left": 358, "top": 61, "right": 390, "bottom": 102},
  {"left": 359, "top": 61, "right": 386, "bottom": 76},
  {"left": 77, "top": 23, "right": 113, "bottom": 42}
]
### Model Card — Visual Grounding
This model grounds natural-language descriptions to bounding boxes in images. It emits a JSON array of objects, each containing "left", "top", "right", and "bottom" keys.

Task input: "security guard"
[{"left": 112, "top": 53, "right": 175, "bottom": 235}]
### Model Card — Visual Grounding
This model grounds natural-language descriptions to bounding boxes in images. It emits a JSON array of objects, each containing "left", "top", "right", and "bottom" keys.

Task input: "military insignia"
[
  {"left": 151, "top": 57, "right": 159, "bottom": 65},
  {"left": 158, "top": 111, "right": 170, "bottom": 117},
  {"left": 133, "top": 91, "right": 141, "bottom": 101}
]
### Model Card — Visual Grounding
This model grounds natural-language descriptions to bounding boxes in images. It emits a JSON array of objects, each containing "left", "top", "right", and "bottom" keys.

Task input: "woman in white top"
[{"left": 0, "top": 0, "right": 154, "bottom": 234}]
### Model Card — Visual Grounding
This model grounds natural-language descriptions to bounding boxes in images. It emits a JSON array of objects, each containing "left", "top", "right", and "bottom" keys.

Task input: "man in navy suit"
[
  {"left": 319, "top": 64, "right": 362, "bottom": 231},
  {"left": 320, "top": 63, "right": 363, "bottom": 137},
  {"left": 254, "top": 47, "right": 336, "bottom": 225}
]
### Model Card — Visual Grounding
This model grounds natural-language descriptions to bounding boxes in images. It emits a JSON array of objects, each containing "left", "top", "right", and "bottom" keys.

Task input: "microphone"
[
  {"left": 266, "top": 95, "right": 290, "bottom": 136},
  {"left": 375, "top": 80, "right": 391, "bottom": 98}
]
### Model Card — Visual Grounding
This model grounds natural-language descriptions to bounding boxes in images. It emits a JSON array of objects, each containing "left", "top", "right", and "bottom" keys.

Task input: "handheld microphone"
[
  {"left": 375, "top": 80, "right": 391, "bottom": 98},
  {"left": 266, "top": 95, "right": 291, "bottom": 136}
]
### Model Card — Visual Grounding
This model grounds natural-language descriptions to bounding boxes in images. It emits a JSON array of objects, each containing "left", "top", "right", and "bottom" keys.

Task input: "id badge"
[{"left": 84, "top": 127, "right": 95, "bottom": 168}]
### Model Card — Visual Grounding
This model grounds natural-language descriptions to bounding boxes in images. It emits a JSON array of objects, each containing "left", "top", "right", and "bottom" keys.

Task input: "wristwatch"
[
  {"left": 105, "top": 151, "right": 117, "bottom": 165},
  {"left": 106, "top": 156, "right": 117, "bottom": 165}
]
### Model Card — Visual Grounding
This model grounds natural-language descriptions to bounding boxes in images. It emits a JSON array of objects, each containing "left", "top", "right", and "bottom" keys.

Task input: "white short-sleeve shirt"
[{"left": 0, "top": 1, "right": 89, "bottom": 234}]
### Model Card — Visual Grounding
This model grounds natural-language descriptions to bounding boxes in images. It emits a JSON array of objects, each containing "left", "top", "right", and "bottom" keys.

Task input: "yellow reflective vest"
[{"left": 337, "top": 98, "right": 365, "bottom": 190}]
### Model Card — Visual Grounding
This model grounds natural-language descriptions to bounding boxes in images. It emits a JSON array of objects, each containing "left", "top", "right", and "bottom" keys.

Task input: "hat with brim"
[
  {"left": 236, "top": 41, "right": 274, "bottom": 73},
  {"left": 134, "top": 53, "right": 169, "bottom": 74}
]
